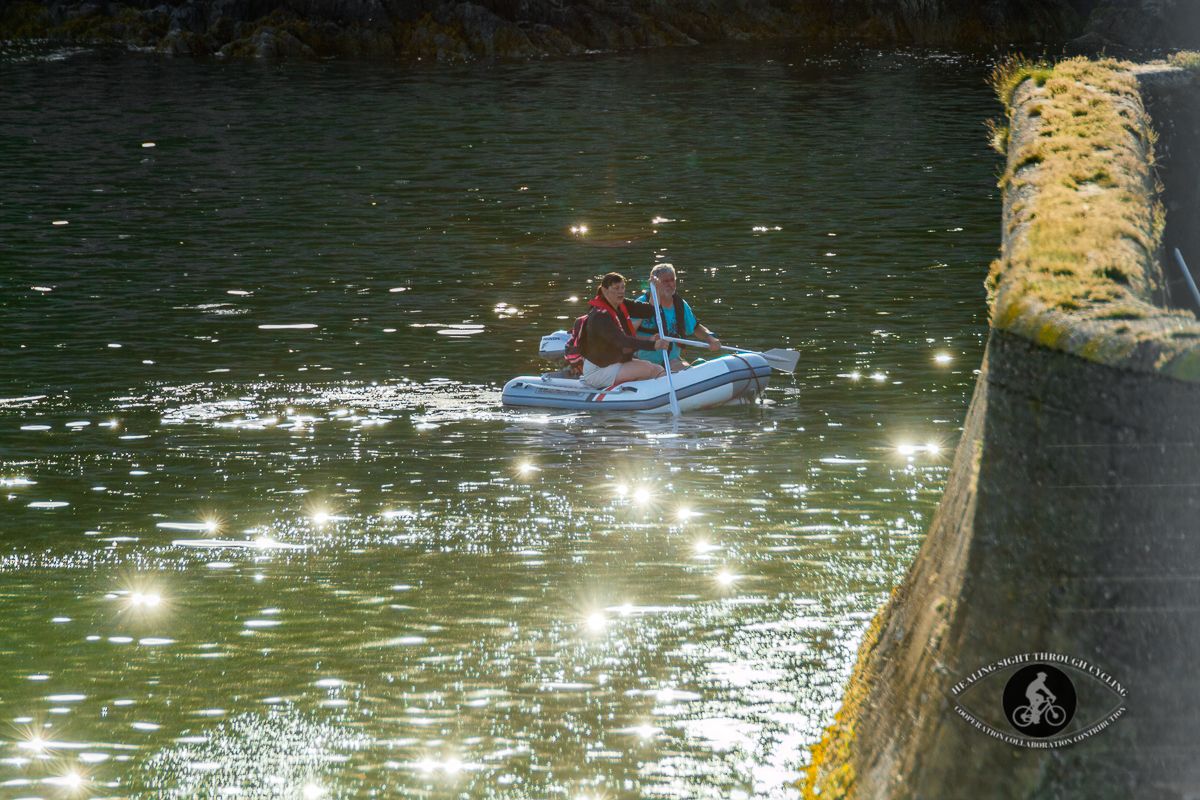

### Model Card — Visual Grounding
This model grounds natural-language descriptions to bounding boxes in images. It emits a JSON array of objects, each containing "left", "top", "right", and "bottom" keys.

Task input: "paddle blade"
[{"left": 762, "top": 349, "right": 800, "bottom": 373}]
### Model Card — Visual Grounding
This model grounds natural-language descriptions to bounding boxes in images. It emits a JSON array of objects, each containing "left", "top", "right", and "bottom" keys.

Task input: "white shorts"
[{"left": 582, "top": 359, "right": 622, "bottom": 389}]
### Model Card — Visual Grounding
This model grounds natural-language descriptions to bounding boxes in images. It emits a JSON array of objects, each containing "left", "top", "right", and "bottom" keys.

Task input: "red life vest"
[
  {"left": 584, "top": 295, "right": 637, "bottom": 351},
  {"left": 588, "top": 295, "right": 635, "bottom": 331}
]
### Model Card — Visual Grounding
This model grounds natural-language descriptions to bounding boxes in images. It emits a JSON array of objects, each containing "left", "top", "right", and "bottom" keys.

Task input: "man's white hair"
[{"left": 650, "top": 263, "right": 676, "bottom": 279}]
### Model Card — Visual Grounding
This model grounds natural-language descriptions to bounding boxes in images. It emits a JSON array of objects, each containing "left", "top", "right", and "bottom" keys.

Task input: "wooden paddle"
[{"left": 658, "top": 336, "right": 800, "bottom": 373}]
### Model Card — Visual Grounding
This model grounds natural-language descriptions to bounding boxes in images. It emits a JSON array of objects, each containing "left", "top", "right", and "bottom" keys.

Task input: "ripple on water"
[
  {"left": 1, "top": 42, "right": 992, "bottom": 800},
  {"left": 141, "top": 708, "right": 371, "bottom": 796}
]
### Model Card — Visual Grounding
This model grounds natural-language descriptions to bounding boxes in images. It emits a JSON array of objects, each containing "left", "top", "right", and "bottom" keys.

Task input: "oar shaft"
[
  {"left": 657, "top": 335, "right": 798, "bottom": 373},
  {"left": 660, "top": 335, "right": 750, "bottom": 354},
  {"left": 1176, "top": 249, "right": 1200, "bottom": 312},
  {"left": 650, "top": 284, "right": 681, "bottom": 416}
]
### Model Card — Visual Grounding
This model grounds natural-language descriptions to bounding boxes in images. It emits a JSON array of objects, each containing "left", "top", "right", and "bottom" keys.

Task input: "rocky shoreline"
[{"left": 1, "top": 0, "right": 1195, "bottom": 61}]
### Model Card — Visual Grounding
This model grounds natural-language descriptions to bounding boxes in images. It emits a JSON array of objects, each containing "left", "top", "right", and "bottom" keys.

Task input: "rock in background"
[
  {"left": 0, "top": 0, "right": 1195, "bottom": 59},
  {"left": 1068, "top": 0, "right": 1200, "bottom": 55}
]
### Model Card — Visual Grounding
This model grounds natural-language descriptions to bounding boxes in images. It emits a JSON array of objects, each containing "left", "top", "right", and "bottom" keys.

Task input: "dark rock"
[
  {"left": 289, "top": 0, "right": 392, "bottom": 29},
  {"left": 523, "top": 21, "right": 584, "bottom": 54},
  {"left": 433, "top": 2, "right": 504, "bottom": 54},
  {"left": 168, "top": 2, "right": 206, "bottom": 32},
  {"left": 62, "top": 2, "right": 101, "bottom": 21},
  {"left": 205, "top": 0, "right": 247, "bottom": 26},
  {"left": 1063, "top": 28, "right": 1128, "bottom": 56},
  {"left": 156, "top": 26, "right": 211, "bottom": 51},
  {"left": 433, "top": 2, "right": 494, "bottom": 36},
  {"left": 1083, "top": 0, "right": 1198, "bottom": 49},
  {"left": 652, "top": 18, "right": 697, "bottom": 45},
  {"left": 4, "top": 0, "right": 1193, "bottom": 61},
  {"left": 300, "top": 19, "right": 397, "bottom": 56},
  {"left": 377, "top": 0, "right": 446, "bottom": 24},
  {"left": 141, "top": 4, "right": 172, "bottom": 25},
  {"left": 207, "top": 13, "right": 234, "bottom": 39},
  {"left": 247, "top": 27, "right": 316, "bottom": 55},
  {"left": 400, "top": 1, "right": 549, "bottom": 58}
]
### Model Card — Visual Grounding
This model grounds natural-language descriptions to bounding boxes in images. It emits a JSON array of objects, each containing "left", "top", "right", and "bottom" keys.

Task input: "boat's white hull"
[{"left": 502, "top": 353, "right": 770, "bottom": 412}]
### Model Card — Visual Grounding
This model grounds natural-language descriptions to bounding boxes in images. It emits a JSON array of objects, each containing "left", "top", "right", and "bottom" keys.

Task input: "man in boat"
[
  {"left": 580, "top": 272, "right": 672, "bottom": 389},
  {"left": 633, "top": 263, "right": 721, "bottom": 371}
]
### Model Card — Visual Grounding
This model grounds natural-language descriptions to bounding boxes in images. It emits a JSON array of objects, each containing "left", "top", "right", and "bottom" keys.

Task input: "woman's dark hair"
[{"left": 600, "top": 272, "right": 626, "bottom": 289}]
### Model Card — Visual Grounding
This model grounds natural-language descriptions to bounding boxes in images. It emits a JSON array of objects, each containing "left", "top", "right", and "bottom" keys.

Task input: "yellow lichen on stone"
[
  {"left": 798, "top": 612, "right": 887, "bottom": 800},
  {"left": 1169, "top": 51, "right": 1200, "bottom": 72},
  {"left": 1035, "top": 319, "right": 1070, "bottom": 348}
]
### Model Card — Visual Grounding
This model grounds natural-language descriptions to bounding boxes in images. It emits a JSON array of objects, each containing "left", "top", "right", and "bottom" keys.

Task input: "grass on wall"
[{"left": 984, "top": 55, "right": 1171, "bottom": 322}]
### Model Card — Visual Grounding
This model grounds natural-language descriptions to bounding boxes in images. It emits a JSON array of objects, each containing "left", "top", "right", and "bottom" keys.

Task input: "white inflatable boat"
[{"left": 502, "top": 352, "right": 771, "bottom": 412}]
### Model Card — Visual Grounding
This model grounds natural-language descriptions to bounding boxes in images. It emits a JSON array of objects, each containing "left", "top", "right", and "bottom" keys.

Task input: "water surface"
[{"left": 0, "top": 42, "right": 999, "bottom": 799}]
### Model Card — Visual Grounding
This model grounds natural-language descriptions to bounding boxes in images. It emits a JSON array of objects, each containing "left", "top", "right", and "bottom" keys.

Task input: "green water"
[{"left": 0, "top": 42, "right": 997, "bottom": 799}]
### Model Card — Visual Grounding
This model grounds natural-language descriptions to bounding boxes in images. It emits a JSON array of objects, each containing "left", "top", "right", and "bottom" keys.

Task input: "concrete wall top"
[{"left": 988, "top": 58, "right": 1200, "bottom": 380}]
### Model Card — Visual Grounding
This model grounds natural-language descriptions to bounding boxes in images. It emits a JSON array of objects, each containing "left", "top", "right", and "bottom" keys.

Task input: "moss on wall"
[
  {"left": 984, "top": 57, "right": 1200, "bottom": 379},
  {"left": 1169, "top": 50, "right": 1200, "bottom": 73}
]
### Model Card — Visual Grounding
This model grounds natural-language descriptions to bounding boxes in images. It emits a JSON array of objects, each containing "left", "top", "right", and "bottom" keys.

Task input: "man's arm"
[
  {"left": 682, "top": 300, "right": 721, "bottom": 352},
  {"left": 693, "top": 322, "right": 721, "bottom": 352}
]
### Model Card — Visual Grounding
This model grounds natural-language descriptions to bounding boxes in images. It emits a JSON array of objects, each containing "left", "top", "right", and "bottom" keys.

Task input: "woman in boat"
[{"left": 580, "top": 272, "right": 671, "bottom": 389}]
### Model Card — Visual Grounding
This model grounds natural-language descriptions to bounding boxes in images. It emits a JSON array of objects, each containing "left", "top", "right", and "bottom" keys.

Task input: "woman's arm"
[{"left": 621, "top": 299, "right": 660, "bottom": 320}]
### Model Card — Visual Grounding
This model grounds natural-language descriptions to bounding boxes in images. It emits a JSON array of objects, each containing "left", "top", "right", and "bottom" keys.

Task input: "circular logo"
[{"left": 1003, "top": 663, "right": 1076, "bottom": 737}]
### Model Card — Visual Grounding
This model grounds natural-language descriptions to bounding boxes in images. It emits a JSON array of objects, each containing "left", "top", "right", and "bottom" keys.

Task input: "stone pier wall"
[{"left": 803, "top": 59, "right": 1200, "bottom": 800}]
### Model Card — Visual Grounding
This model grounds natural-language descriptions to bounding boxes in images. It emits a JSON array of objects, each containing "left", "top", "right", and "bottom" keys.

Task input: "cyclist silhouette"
[
  {"left": 1025, "top": 672, "right": 1056, "bottom": 719},
  {"left": 1014, "top": 671, "right": 1065, "bottom": 727}
]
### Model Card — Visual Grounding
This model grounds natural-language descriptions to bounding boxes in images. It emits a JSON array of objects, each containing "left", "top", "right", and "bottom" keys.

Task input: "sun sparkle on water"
[{"left": 0, "top": 47, "right": 993, "bottom": 800}]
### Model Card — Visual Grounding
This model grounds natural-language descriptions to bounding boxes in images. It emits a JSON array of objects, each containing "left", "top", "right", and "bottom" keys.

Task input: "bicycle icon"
[{"left": 1012, "top": 700, "right": 1067, "bottom": 728}]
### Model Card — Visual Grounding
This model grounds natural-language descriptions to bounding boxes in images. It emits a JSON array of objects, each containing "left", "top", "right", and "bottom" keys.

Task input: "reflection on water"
[
  {"left": 1, "top": 41, "right": 996, "bottom": 799},
  {"left": 0, "top": 382, "right": 950, "bottom": 799}
]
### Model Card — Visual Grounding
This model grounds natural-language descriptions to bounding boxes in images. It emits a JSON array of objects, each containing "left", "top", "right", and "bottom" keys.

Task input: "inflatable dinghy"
[{"left": 502, "top": 353, "right": 770, "bottom": 412}]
